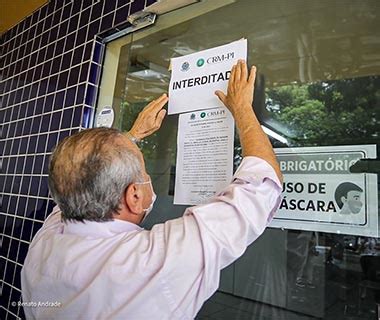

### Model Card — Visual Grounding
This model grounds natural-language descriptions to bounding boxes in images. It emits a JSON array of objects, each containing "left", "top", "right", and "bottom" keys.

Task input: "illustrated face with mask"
[
  {"left": 135, "top": 179, "right": 157, "bottom": 223},
  {"left": 342, "top": 190, "right": 363, "bottom": 214}
]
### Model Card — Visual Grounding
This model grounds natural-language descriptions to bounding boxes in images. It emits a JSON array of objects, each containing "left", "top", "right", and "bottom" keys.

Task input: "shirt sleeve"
[{"left": 151, "top": 156, "right": 282, "bottom": 318}]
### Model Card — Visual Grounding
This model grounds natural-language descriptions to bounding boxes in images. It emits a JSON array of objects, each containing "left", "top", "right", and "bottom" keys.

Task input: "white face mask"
[{"left": 135, "top": 180, "right": 157, "bottom": 223}]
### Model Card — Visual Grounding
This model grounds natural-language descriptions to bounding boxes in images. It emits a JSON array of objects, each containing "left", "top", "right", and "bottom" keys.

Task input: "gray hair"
[{"left": 48, "top": 127, "right": 143, "bottom": 222}]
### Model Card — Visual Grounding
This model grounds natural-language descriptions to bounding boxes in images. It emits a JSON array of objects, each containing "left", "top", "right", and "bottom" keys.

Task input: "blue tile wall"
[{"left": 0, "top": 1, "right": 156, "bottom": 318}]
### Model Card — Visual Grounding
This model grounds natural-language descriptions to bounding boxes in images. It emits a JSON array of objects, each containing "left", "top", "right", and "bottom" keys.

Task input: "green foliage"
[{"left": 266, "top": 76, "right": 379, "bottom": 146}]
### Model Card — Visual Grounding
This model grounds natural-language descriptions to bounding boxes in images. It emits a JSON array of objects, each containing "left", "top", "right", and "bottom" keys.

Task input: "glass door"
[{"left": 98, "top": 0, "right": 380, "bottom": 318}]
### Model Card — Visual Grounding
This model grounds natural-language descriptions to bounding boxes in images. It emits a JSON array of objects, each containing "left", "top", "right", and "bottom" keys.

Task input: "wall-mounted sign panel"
[
  {"left": 168, "top": 39, "right": 247, "bottom": 114},
  {"left": 270, "top": 145, "right": 378, "bottom": 237}
]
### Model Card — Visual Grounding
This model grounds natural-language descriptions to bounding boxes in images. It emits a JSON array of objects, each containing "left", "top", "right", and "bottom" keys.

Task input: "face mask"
[{"left": 135, "top": 180, "right": 157, "bottom": 223}]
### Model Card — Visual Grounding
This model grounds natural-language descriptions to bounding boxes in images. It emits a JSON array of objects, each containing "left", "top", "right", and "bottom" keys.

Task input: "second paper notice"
[{"left": 174, "top": 107, "right": 234, "bottom": 205}]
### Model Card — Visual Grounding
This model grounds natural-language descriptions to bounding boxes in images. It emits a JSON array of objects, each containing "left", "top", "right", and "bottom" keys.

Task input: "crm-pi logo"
[
  {"left": 197, "top": 58, "right": 205, "bottom": 67},
  {"left": 181, "top": 62, "right": 190, "bottom": 71},
  {"left": 207, "top": 52, "right": 235, "bottom": 65}
]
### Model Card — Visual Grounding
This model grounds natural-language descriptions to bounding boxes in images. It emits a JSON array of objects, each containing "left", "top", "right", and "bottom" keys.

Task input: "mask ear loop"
[
  {"left": 135, "top": 180, "right": 152, "bottom": 186},
  {"left": 135, "top": 180, "right": 156, "bottom": 220}
]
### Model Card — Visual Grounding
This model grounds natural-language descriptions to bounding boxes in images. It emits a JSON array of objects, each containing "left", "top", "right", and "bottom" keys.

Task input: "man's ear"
[
  {"left": 125, "top": 184, "right": 144, "bottom": 214},
  {"left": 341, "top": 196, "right": 347, "bottom": 204}
]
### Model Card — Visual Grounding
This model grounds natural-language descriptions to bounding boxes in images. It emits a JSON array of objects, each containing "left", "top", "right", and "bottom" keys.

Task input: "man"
[{"left": 21, "top": 61, "right": 283, "bottom": 319}]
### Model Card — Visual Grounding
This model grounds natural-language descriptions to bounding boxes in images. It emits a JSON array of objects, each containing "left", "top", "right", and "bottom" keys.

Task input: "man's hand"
[
  {"left": 215, "top": 60, "right": 256, "bottom": 123},
  {"left": 129, "top": 94, "right": 168, "bottom": 140},
  {"left": 215, "top": 60, "right": 283, "bottom": 183}
]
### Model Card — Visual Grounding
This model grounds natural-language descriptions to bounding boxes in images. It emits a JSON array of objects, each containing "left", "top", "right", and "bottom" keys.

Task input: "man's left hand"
[{"left": 129, "top": 94, "right": 168, "bottom": 140}]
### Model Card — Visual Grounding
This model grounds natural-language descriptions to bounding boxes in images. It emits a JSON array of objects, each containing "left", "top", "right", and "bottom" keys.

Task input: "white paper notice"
[
  {"left": 174, "top": 108, "right": 234, "bottom": 205},
  {"left": 168, "top": 39, "right": 247, "bottom": 115}
]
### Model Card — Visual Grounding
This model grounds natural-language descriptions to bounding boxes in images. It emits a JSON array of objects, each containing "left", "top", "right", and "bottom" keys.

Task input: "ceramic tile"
[{"left": 1, "top": 1, "right": 154, "bottom": 318}]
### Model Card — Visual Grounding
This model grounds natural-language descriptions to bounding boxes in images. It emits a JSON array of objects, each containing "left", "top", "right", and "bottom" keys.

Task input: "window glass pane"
[{"left": 104, "top": 0, "right": 379, "bottom": 318}]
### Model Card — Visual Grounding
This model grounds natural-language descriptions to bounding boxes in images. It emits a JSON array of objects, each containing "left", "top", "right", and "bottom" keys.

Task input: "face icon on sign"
[
  {"left": 334, "top": 182, "right": 363, "bottom": 215},
  {"left": 344, "top": 190, "right": 363, "bottom": 214}
]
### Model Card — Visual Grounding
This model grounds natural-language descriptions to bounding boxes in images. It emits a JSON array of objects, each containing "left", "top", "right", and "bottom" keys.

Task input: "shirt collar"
[{"left": 63, "top": 218, "right": 143, "bottom": 238}]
